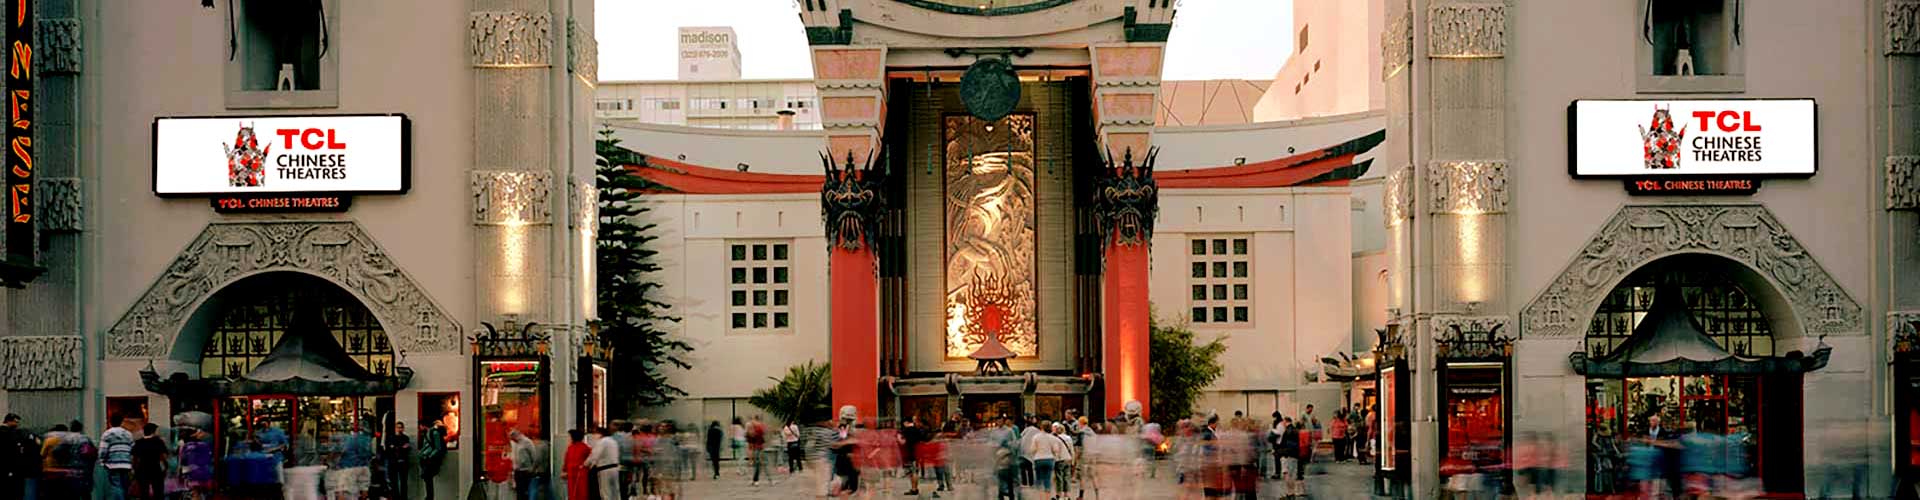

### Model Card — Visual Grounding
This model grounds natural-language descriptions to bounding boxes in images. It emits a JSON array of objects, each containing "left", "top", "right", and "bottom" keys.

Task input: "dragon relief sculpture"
[
  {"left": 820, "top": 149, "right": 888, "bottom": 254},
  {"left": 1094, "top": 147, "right": 1160, "bottom": 247}
]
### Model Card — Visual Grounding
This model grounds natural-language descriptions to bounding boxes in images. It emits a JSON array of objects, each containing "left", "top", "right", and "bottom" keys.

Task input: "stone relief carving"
[
  {"left": 1383, "top": 12, "right": 1412, "bottom": 78},
  {"left": 1384, "top": 165, "right": 1414, "bottom": 224},
  {"left": 1520, "top": 204, "right": 1864, "bottom": 338},
  {"left": 38, "top": 18, "right": 80, "bottom": 74},
  {"left": 0, "top": 336, "right": 82, "bottom": 390},
  {"left": 470, "top": 10, "right": 553, "bottom": 67},
  {"left": 567, "top": 18, "right": 598, "bottom": 83},
  {"left": 1427, "top": 161, "right": 1508, "bottom": 214},
  {"left": 1889, "top": 1, "right": 1920, "bottom": 55},
  {"left": 571, "top": 176, "right": 598, "bottom": 233},
  {"left": 1431, "top": 315, "right": 1514, "bottom": 359},
  {"left": 1890, "top": 156, "right": 1920, "bottom": 210},
  {"left": 106, "top": 222, "right": 463, "bottom": 358},
  {"left": 472, "top": 171, "right": 553, "bottom": 225},
  {"left": 1428, "top": 4, "right": 1506, "bottom": 58},
  {"left": 37, "top": 177, "right": 81, "bottom": 232}
]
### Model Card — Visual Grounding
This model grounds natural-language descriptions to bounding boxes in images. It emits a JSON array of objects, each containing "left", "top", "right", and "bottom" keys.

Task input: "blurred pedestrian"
[
  {"left": 782, "top": 419, "right": 803, "bottom": 475},
  {"left": 509, "top": 428, "right": 536, "bottom": 500},
  {"left": 705, "top": 421, "right": 724, "bottom": 480},
  {"left": 586, "top": 426, "right": 621, "bottom": 500},
  {"left": 328, "top": 422, "right": 374, "bottom": 500},
  {"left": 130, "top": 423, "right": 167, "bottom": 500},
  {"left": 179, "top": 427, "right": 215, "bottom": 500},
  {"left": 900, "top": 418, "right": 926, "bottom": 495},
  {"left": 0, "top": 414, "right": 34, "bottom": 500},
  {"left": 747, "top": 415, "right": 768, "bottom": 485},
  {"left": 102, "top": 415, "right": 135, "bottom": 500},
  {"left": 418, "top": 421, "right": 448, "bottom": 500},
  {"left": 1329, "top": 409, "right": 1350, "bottom": 463},
  {"left": 383, "top": 421, "right": 412, "bottom": 500},
  {"left": 563, "top": 429, "right": 590, "bottom": 500}
]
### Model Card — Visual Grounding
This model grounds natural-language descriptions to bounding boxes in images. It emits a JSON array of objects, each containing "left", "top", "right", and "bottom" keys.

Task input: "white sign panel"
[
  {"left": 677, "top": 26, "right": 740, "bottom": 81},
  {"left": 154, "top": 115, "right": 410, "bottom": 196},
  {"left": 1569, "top": 99, "right": 1815, "bottom": 177}
]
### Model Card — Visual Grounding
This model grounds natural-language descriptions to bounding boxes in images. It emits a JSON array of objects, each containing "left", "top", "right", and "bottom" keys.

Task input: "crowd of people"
[{"left": 0, "top": 411, "right": 451, "bottom": 500}]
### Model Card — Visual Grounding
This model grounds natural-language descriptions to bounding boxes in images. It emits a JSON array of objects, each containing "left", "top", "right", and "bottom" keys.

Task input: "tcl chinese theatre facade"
[{"left": 0, "top": 0, "right": 605, "bottom": 495}]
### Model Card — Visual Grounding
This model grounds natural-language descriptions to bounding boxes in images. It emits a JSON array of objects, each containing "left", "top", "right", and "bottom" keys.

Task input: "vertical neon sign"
[{"left": 5, "top": 0, "right": 31, "bottom": 262}]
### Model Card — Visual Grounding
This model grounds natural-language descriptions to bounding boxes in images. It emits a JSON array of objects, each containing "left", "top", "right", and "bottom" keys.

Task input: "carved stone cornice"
[
  {"left": 107, "top": 222, "right": 463, "bottom": 358},
  {"left": 0, "top": 336, "right": 82, "bottom": 390},
  {"left": 1891, "top": 311, "right": 1920, "bottom": 356},
  {"left": 472, "top": 171, "right": 553, "bottom": 225},
  {"left": 1520, "top": 204, "right": 1864, "bottom": 338},
  {"left": 566, "top": 18, "right": 598, "bottom": 84},
  {"left": 1427, "top": 160, "right": 1508, "bottom": 215},
  {"left": 37, "top": 18, "right": 80, "bottom": 74},
  {"left": 36, "top": 177, "right": 81, "bottom": 232},
  {"left": 1890, "top": 156, "right": 1920, "bottom": 210},
  {"left": 469, "top": 11, "right": 553, "bottom": 67},
  {"left": 1428, "top": 4, "right": 1506, "bottom": 58},
  {"left": 1888, "top": 0, "right": 1920, "bottom": 55},
  {"left": 1385, "top": 165, "right": 1415, "bottom": 224},
  {"left": 1383, "top": 12, "right": 1412, "bottom": 78}
]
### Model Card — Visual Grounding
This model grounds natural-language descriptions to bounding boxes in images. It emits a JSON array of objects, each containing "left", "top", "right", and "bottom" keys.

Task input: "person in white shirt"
[
  {"left": 781, "top": 422, "right": 803, "bottom": 475},
  {"left": 585, "top": 427, "right": 621, "bottom": 500}
]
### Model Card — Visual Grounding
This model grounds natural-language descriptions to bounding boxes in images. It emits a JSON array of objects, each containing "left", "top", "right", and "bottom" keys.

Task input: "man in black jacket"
[{"left": 0, "top": 414, "right": 37, "bottom": 499}]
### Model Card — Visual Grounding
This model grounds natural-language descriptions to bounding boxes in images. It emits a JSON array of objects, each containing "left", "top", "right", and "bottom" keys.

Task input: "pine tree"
[{"left": 595, "top": 127, "right": 692, "bottom": 413}]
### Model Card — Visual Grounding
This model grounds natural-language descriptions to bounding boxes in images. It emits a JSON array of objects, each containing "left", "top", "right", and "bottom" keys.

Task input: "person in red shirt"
[
  {"left": 746, "top": 416, "right": 768, "bottom": 485},
  {"left": 563, "top": 429, "right": 591, "bottom": 500}
]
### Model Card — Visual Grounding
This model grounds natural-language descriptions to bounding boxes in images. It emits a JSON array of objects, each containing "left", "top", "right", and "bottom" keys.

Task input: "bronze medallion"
[{"left": 960, "top": 57, "right": 1020, "bottom": 123}]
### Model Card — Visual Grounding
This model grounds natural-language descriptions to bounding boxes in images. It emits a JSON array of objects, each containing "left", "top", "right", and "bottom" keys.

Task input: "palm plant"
[{"left": 748, "top": 361, "right": 832, "bottom": 425}]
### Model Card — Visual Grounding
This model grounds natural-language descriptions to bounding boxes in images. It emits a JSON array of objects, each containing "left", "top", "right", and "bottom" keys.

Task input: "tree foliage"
[
  {"left": 595, "top": 127, "right": 692, "bottom": 414},
  {"left": 1148, "top": 312, "right": 1228, "bottom": 426},
  {"left": 747, "top": 361, "right": 834, "bottom": 426}
]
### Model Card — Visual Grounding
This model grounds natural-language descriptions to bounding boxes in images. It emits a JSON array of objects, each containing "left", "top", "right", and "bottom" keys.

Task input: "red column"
[
  {"left": 830, "top": 247, "right": 879, "bottom": 421},
  {"left": 1103, "top": 241, "right": 1151, "bottom": 421}
]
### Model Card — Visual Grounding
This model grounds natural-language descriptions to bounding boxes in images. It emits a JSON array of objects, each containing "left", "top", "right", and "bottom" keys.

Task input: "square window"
[
  {"left": 1192, "top": 240, "right": 1206, "bottom": 255},
  {"left": 732, "top": 313, "right": 747, "bottom": 328},
  {"left": 753, "top": 267, "right": 768, "bottom": 284},
  {"left": 1213, "top": 239, "right": 1228, "bottom": 255},
  {"left": 1213, "top": 262, "right": 1227, "bottom": 278},
  {"left": 731, "top": 245, "right": 747, "bottom": 261},
  {"left": 1234, "top": 307, "right": 1249, "bottom": 322},
  {"left": 731, "top": 268, "right": 747, "bottom": 284},
  {"left": 1213, "top": 285, "right": 1228, "bottom": 301},
  {"left": 754, "top": 313, "right": 768, "bottom": 328},
  {"left": 774, "top": 244, "right": 789, "bottom": 260},
  {"left": 731, "top": 290, "right": 747, "bottom": 306},
  {"left": 753, "top": 244, "right": 768, "bottom": 260},
  {"left": 1192, "top": 307, "right": 1208, "bottom": 322},
  {"left": 753, "top": 291, "right": 768, "bottom": 306},
  {"left": 1213, "top": 307, "right": 1228, "bottom": 323},
  {"left": 1233, "top": 262, "right": 1248, "bottom": 278},
  {"left": 1234, "top": 239, "right": 1248, "bottom": 255},
  {"left": 1234, "top": 284, "right": 1248, "bottom": 300},
  {"left": 774, "top": 290, "right": 789, "bottom": 306},
  {"left": 774, "top": 268, "right": 789, "bottom": 284},
  {"left": 774, "top": 313, "right": 790, "bottom": 328},
  {"left": 1192, "top": 263, "right": 1206, "bottom": 278},
  {"left": 1192, "top": 285, "right": 1206, "bottom": 301}
]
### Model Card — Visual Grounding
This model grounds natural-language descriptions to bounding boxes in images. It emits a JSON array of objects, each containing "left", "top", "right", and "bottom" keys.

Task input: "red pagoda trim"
[{"left": 624, "top": 156, "right": 825, "bottom": 194}]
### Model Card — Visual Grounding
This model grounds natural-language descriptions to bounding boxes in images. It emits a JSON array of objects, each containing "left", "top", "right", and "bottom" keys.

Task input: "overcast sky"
[{"left": 595, "top": 0, "right": 1293, "bottom": 81}]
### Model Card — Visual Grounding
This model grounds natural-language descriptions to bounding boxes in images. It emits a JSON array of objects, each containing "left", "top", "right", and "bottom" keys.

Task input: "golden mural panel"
[{"left": 944, "top": 114, "right": 1038, "bottom": 358}]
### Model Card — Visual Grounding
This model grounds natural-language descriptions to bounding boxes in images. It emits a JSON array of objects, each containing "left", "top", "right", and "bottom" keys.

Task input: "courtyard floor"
[{"left": 664, "top": 459, "right": 1380, "bottom": 500}]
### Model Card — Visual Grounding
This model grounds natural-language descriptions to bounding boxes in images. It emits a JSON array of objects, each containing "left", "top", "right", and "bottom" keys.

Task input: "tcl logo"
[
  {"left": 274, "top": 128, "right": 347, "bottom": 150},
  {"left": 1690, "top": 110, "right": 1762, "bottom": 132}
]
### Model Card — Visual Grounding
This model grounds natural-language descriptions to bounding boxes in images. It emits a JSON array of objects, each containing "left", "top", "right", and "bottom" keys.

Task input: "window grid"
[
  {"left": 200, "top": 285, "right": 393, "bottom": 380},
  {"left": 1586, "top": 269, "right": 1773, "bottom": 358},
  {"left": 1189, "top": 236, "right": 1252, "bottom": 325},
  {"left": 728, "top": 240, "right": 794, "bottom": 334}
]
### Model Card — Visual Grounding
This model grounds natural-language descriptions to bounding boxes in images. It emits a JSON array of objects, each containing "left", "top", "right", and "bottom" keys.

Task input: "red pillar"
[
  {"left": 830, "top": 247, "right": 879, "bottom": 421},
  {"left": 1103, "top": 240, "right": 1151, "bottom": 421}
]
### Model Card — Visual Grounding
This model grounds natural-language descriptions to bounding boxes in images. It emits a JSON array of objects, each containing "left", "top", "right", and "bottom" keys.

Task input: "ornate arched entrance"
[{"left": 106, "top": 221, "right": 462, "bottom": 360}]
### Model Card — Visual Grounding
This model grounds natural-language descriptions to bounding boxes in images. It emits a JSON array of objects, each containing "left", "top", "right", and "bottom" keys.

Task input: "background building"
[{"left": 595, "top": 79, "right": 821, "bottom": 130}]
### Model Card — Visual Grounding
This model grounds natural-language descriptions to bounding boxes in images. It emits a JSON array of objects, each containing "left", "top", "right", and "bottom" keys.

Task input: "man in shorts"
[{"left": 327, "top": 423, "right": 374, "bottom": 500}]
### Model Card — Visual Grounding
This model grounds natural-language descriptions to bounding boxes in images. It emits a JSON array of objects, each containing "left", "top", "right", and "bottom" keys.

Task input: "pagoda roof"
[{"left": 1569, "top": 285, "right": 1829, "bottom": 378}]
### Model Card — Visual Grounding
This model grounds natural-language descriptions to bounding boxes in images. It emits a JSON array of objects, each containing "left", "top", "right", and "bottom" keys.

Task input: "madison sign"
[
  {"left": 153, "top": 114, "right": 410, "bottom": 197},
  {"left": 1569, "top": 99, "right": 1815, "bottom": 178}
]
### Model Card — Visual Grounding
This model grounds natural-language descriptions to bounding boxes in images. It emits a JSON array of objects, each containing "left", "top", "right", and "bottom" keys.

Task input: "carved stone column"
[
  {"left": 469, "top": 3, "right": 555, "bottom": 324},
  {"left": 1409, "top": 1, "right": 1509, "bottom": 495},
  {"left": 1089, "top": 44, "right": 1165, "bottom": 156}
]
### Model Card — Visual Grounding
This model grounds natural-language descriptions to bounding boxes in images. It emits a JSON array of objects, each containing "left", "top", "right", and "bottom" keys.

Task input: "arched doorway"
[
  {"left": 1577, "top": 254, "right": 1829, "bottom": 496},
  {"left": 141, "top": 271, "right": 412, "bottom": 480}
]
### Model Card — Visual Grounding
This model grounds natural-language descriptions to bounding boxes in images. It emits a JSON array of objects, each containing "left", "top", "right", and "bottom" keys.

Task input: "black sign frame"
[{"left": 6, "top": 0, "right": 34, "bottom": 262}]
